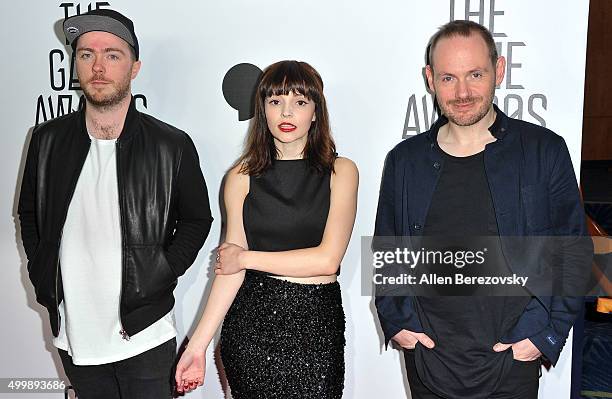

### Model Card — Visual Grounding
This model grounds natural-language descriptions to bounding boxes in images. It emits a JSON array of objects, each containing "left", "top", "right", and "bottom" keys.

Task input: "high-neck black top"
[{"left": 243, "top": 159, "right": 337, "bottom": 276}]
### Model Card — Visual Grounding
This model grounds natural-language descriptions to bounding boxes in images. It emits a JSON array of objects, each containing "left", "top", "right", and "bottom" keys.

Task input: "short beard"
[
  {"left": 439, "top": 86, "right": 495, "bottom": 127},
  {"left": 82, "top": 75, "right": 131, "bottom": 111}
]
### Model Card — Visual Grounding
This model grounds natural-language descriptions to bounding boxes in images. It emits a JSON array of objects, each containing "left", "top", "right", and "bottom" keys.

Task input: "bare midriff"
[{"left": 270, "top": 275, "right": 337, "bottom": 284}]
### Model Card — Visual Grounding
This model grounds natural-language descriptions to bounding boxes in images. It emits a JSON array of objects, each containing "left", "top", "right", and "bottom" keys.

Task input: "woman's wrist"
[
  {"left": 186, "top": 335, "right": 210, "bottom": 354},
  {"left": 238, "top": 250, "right": 250, "bottom": 270},
  {"left": 185, "top": 343, "right": 205, "bottom": 355}
]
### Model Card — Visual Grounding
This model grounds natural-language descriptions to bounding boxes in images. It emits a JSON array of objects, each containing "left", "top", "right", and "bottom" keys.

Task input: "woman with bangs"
[{"left": 175, "top": 60, "right": 358, "bottom": 398}]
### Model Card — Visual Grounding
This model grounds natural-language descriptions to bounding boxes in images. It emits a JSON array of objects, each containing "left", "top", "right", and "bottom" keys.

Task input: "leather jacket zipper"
[
  {"left": 116, "top": 139, "right": 130, "bottom": 341},
  {"left": 55, "top": 256, "right": 60, "bottom": 330}
]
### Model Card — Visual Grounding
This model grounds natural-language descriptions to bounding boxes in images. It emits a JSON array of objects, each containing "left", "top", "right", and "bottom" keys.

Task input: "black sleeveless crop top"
[{"left": 243, "top": 159, "right": 338, "bottom": 276}]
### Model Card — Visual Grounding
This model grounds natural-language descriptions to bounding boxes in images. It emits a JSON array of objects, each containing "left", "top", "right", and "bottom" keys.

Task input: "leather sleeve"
[
  {"left": 164, "top": 134, "right": 214, "bottom": 277},
  {"left": 18, "top": 128, "right": 41, "bottom": 261}
]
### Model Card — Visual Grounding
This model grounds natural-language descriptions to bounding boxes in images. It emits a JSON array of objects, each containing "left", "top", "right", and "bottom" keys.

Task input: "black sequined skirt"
[{"left": 220, "top": 271, "right": 345, "bottom": 398}]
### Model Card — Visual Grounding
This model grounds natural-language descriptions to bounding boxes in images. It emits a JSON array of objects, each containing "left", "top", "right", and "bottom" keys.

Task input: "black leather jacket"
[{"left": 18, "top": 98, "right": 213, "bottom": 338}]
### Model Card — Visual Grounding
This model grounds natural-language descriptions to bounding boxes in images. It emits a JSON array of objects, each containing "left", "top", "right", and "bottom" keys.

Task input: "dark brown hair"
[
  {"left": 427, "top": 20, "right": 498, "bottom": 70},
  {"left": 237, "top": 60, "right": 336, "bottom": 176}
]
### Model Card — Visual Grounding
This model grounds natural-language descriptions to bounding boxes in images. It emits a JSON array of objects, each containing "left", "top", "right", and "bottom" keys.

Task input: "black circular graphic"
[{"left": 222, "top": 63, "right": 263, "bottom": 121}]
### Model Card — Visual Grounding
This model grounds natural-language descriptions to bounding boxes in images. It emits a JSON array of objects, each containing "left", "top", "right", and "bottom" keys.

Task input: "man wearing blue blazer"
[{"left": 374, "top": 20, "right": 592, "bottom": 399}]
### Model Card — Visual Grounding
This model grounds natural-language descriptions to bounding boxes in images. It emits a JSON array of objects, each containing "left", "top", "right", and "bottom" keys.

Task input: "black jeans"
[
  {"left": 59, "top": 338, "right": 176, "bottom": 399},
  {"left": 404, "top": 349, "right": 540, "bottom": 399}
]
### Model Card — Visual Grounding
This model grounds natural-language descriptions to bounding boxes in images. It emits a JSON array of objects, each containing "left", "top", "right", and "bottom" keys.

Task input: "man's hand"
[
  {"left": 392, "top": 329, "right": 435, "bottom": 349},
  {"left": 493, "top": 338, "right": 541, "bottom": 361}
]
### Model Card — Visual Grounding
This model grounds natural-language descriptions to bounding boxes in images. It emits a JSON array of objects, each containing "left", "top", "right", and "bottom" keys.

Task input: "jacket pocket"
[
  {"left": 123, "top": 245, "right": 177, "bottom": 308},
  {"left": 521, "top": 184, "right": 552, "bottom": 233}
]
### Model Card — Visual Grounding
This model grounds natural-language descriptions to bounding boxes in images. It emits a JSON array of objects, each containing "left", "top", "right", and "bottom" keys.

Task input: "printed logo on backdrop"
[
  {"left": 222, "top": 63, "right": 263, "bottom": 121},
  {"left": 35, "top": 2, "right": 147, "bottom": 126},
  {"left": 403, "top": 0, "right": 548, "bottom": 137}
]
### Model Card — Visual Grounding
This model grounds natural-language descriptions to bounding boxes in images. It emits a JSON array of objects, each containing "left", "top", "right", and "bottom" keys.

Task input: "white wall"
[{"left": 0, "top": 0, "right": 589, "bottom": 398}]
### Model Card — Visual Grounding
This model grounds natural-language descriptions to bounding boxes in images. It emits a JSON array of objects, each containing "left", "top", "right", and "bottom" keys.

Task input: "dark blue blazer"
[{"left": 374, "top": 106, "right": 592, "bottom": 365}]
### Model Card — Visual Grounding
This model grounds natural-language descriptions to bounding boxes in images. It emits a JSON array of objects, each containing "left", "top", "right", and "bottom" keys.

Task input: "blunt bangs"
[{"left": 260, "top": 61, "right": 322, "bottom": 102}]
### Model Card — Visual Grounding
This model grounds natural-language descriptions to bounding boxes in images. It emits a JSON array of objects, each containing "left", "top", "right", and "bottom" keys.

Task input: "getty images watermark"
[
  {"left": 372, "top": 246, "right": 528, "bottom": 288},
  {"left": 361, "top": 235, "right": 596, "bottom": 297}
]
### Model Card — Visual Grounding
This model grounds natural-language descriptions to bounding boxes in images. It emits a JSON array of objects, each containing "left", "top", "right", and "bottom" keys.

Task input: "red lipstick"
[{"left": 278, "top": 123, "right": 297, "bottom": 132}]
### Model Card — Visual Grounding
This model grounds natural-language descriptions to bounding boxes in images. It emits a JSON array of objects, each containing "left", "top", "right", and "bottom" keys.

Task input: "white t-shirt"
[{"left": 53, "top": 134, "right": 176, "bottom": 365}]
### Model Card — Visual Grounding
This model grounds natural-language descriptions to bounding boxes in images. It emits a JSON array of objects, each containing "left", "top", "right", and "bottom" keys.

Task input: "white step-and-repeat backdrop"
[{"left": 1, "top": 0, "right": 589, "bottom": 398}]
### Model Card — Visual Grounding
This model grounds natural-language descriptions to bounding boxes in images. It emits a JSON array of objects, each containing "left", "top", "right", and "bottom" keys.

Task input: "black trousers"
[
  {"left": 59, "top": 338, "right": 176, "bottom": 399},
  {"left": 404, "top": 349, "right": 540, "bottom": 399}
]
